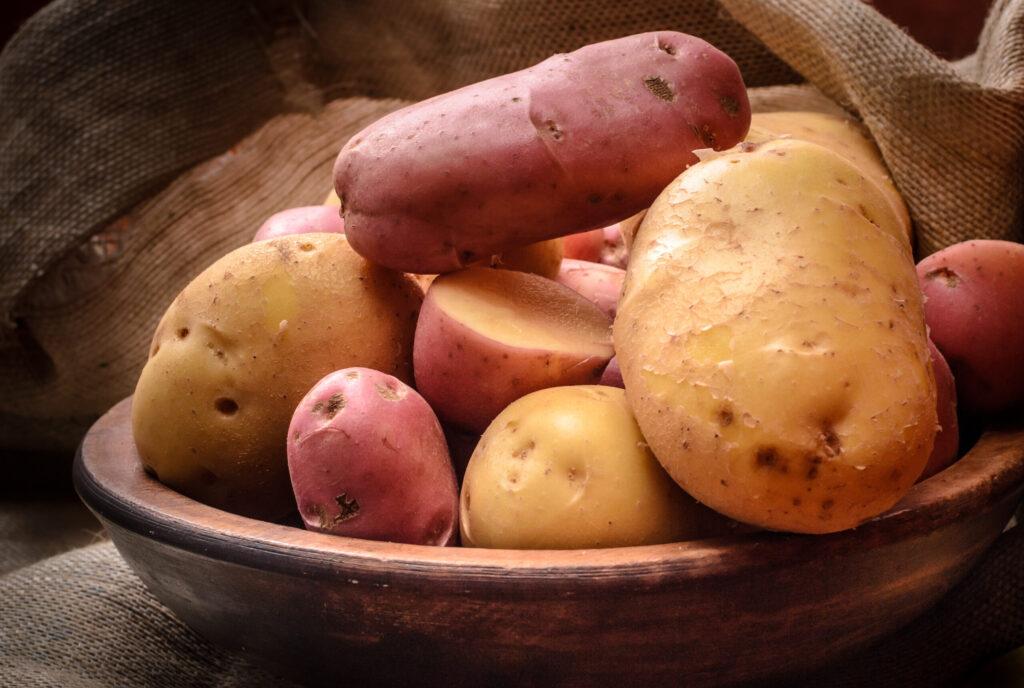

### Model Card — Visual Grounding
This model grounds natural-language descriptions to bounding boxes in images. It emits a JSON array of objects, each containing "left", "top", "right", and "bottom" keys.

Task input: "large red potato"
[
  {"left": 287, "top": 367, "right": 458, "bottom": 546},
  {"left": 334, "top": 31, "right": 750, "bottom": 274},
  {"left": 917, "top": 240, "right": 1024, "bottom": 414},
  {"left": 413, "top": 268, "right": 614, "bottom": 434}
]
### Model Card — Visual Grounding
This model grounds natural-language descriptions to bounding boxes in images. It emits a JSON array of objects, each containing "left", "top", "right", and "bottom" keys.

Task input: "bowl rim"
[{"left": 75, "top": 396, "right": 1024, "bottom": 585}]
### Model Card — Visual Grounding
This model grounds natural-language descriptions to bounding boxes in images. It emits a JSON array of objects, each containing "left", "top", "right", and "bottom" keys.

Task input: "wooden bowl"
[{"left": 74, "top": 397, "right": 1024, "bottom": 688}]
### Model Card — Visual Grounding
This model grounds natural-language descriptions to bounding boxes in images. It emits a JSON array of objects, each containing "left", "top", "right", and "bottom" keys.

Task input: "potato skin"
[
  {"left": 745, "top": 111, "right": 912, "bottom": 244},
  {"left": 460, "top": 385, "right": 740, "bottom": 549},
  {"left": 555, "top": 258, "right": 625, "bottom": 319},
  {"left": 614, "top": 138, "right": 936, "bottom": 534},
  {"left": 287, "top": 367, "right": 458, "bottom": 546},
  {"left": 916, "top": 240, "right": 1024, "bottom": 414},
  {"left": 413, "top": 268, "right": 614, "bottom": 434},
  {"left": 334, "top": 31, "right": 750, "bottom": 274},
  {"left": 131, "top": 234, "right": 422, "bottom": 520},
  {"left": 918, "top": 338, "right": 959, "bottom": 482},
  {"left": 252, "top": 205, "right": 345, "bottom": 242}
]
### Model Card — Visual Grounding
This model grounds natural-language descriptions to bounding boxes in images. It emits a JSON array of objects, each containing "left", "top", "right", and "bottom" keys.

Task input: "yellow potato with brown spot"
[
  {"left": 131, "top": 233, "right": 422, "bottom": 520},
  {"left": 459, "top": 385, "right": 741, "bottom": 549},
  {"left": 614, "top": 138, "right": 936, "bottom": 534}
]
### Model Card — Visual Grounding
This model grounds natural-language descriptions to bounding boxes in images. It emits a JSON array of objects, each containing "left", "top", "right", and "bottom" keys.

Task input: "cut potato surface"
[{"left": 414, "top": 268, "right": 614, "bottom": 433}]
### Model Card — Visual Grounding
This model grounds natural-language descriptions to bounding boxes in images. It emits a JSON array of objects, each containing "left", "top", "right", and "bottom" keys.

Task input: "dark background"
[{"left": 0, "top": 1, "right": 998, "bottom": 60}]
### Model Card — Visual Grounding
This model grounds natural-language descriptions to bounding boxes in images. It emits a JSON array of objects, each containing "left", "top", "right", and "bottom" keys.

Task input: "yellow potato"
[
  {"left": 474, "top": 237, "right": 565, "bottom": 280},
  {"left": 460, "top": 385, "right": 740, "bottom": 549},
  {"left": 745, "top": 111, "right": 912, "bottom": 244},
  {"left": 614, "top": 138, "right": 936, "bottom": 534},
  {"left": 131, "top": 233, "right": 422, "bottom": 520}
]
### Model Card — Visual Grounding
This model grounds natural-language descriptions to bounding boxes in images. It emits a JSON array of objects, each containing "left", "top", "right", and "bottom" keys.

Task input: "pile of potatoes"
[{"left": 131, "top": 31, "right": 1024, "bottom": 548}]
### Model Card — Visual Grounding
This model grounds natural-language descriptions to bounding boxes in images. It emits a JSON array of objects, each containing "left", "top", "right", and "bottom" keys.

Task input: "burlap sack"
[{"left": 1, "top": 0, "right": 1022, "bottom": 459}]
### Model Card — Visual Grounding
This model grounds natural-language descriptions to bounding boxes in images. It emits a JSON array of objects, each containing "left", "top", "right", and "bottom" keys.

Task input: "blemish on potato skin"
[
  {"left": 805, "top": 456, "right": 822, "bottom": 480},
  {"left": 310, "top": 492, "right": 361, "bottom": 529},
  {"left": 924, "top": 266, "right": 960, "bottom": 288},
  {"left": 755, "top": 446, "right": 786, "bottom": 472},
  {"left": 375, "top": 382, "right": 406, "bottom": 402},
  {"left": 643, "top": 76, "right": 675, "bottom": 102},
  {"left": 313, "top": 392, "right": 346, "bottom": 418}
]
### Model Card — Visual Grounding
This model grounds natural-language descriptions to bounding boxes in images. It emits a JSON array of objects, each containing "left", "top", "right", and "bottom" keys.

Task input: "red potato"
[
  {"left": 287, "top": 367, "right": 459, "bottom": 546},
  {"left": 563, "top": 228, "right": 606, "bottom": 263},
  {"left": 599, "top": 356, "right": 624, "bottom": 389},
  {"left": 252, "top": 205, "right": 345, "bottom": 242},
  {"left": 563, "top": 225, "right": 630, "bottom": 268},
  {"left": 917, "top": 240, "right": 1024, "bottom": 414},
  {"left": 554, "top": 258, "right": 626, "bottom": 319},
  {"left": 334, "top": 31, "right": 750, "bottom": 274},
  {"left": 600, "top": 222, "right": 630, "bottom": 268},
  {"left": 413, "top": 268, "right": 615, "bottom": 434},
  {"left": 918, "top": 338, "right": 960, "bottom": 482}
]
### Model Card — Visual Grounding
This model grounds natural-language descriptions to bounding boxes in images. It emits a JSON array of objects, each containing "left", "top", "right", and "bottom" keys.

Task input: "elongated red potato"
[{"left": 334, "top": 31, "right": 750, "bottom": 274}]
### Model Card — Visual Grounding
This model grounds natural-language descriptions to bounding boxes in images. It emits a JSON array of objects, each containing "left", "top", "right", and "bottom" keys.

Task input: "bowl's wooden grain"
[{"left": 74, "top": 397, "right": 1024, "bottom": 688}]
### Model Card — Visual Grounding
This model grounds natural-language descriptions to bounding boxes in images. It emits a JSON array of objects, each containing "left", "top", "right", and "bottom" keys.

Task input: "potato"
[
  {"left": 131, "top": 234, "right": 423, "bottom": 520},
  {"left": 916, "top": 239, "right": 1024, "bottom": 414},
  {"left": 599, "top": 356, "right": 624, "bottom": 389},
  {"left": 614, "top": 138, "right": 936, "bottom": 534},
  {"left": 918, "top": 338, "right": 960, "bottom": 482},
  {"left": 252, "top": 205, "right": 345, "bottom": 242},
  {"left": 334, "top": 31, "right": 750, "bottom": 274},
  {"left": 562, "top": 228, "right": 606, "bottom": 263},
  {"left": 287, "top": 367, "right": 458, "bottom": 546},
  {"left": 618, "top": 208, "right": 647, "bottom": 252},
  {"left": 745, "top": 111, "right": 912, "bottom": 244},
  {"left": 564, "top": 224, "right": 631, "bottom": 268},
  {"left": 460, "top": 385, "right": 742, "bottom": 549},
  {"left": 473, "top": 237, "right": 564, "bottom": 280},
  {"left": 554, "top": 258, "right": 625, "bottom": 320},
  {"left": 413, "top": 267, "right": 614, "bottom": 434}
]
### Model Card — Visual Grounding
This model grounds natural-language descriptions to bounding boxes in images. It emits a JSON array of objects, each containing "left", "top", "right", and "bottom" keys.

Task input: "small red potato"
[
  {"left": 563, "top": 228, "right": 606, "bottom": 263},
  {"left": 918, "top": 338, "right": 960, "bottom": 482},
  {"left": 252, "top": 205, "right": 345, "bottom": 242},
  {"left": 334, "top": 31, "right": 750, "bottom": 274},
  {"left": 599, "top": 356, "right": 624, "bottom": 389},
  {"left": 917, "top": 240, "right": 1024, "bottom": 414},
  {"left": 287, "top": 367, "right": 459, "bottom": 546},
  {"left": 554, "top": 258, "right": 625, "bottom": 319},
  {"left": 599, "top": 222, "right": 630, "bottom": 268},
  {"left": 413, "top": 268, "right": 614, "bottom": 434}
]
